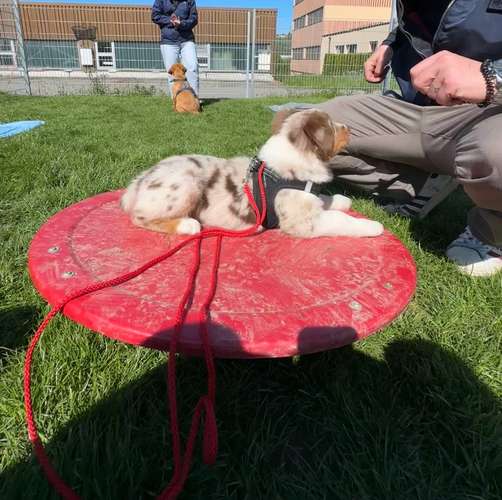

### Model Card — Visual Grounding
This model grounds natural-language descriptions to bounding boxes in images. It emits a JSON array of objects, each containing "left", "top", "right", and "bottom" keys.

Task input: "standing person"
[
  {"left": 313, "top": 0, "right": 502, "bottom": 277},
  {"left": 152, "top": 0, "right": 199, "bottom": 96}
]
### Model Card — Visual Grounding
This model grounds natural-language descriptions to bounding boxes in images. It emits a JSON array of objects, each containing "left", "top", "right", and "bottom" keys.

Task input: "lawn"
[
  {"left": 0, "top": 93, "right": 501, "bottom": 500},
  {"left": 277, "top": 73, "right": 375, "bottom": 92}
]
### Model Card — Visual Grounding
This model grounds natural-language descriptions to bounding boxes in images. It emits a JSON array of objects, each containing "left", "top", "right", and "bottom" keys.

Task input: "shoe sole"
[{"left": 389, "top": 177, "right": 459, "bottom": 219}]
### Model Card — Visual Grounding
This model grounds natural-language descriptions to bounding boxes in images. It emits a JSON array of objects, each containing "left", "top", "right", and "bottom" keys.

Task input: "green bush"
[
  {"left": 272, "top": 58, "right": 291, "bottom": 80},
  {"left": 271, "top": 34, "right": 292, "bottom": 80},
  {"left": 322, "top": 53, "right": 369, "bottom": 75}
]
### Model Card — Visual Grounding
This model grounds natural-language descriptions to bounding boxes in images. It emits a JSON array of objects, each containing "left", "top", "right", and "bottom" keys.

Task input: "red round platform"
[{"left": 28, "top": 191, "right": 416, "bottom": 358}]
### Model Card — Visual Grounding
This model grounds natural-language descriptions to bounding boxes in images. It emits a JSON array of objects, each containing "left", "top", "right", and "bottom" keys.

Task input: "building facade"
[
  {"left": 291, "top": 0, "right": 391, "bottom": 74},
  {"left": 0, "top": 2, "right": 277, "bottom": 73}
]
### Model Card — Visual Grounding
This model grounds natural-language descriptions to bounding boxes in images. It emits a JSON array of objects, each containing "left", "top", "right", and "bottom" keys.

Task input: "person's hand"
[
  {"left": 364, "top": 44, "right": 393, "bottom": 83},
  {"left": 171, "top": 14, "right": 181, "bottom": 27},
  {"left": 410, "top": 50, "right": 486, "bottom": 106}
]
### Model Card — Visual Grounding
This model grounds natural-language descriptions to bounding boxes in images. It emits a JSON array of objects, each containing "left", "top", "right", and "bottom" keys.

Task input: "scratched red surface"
[{"left": 28, "top": 191, "right": 417, "bottom": 358}]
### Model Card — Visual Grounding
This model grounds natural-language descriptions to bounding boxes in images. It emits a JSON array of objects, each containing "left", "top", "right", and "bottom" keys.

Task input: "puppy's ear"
[
  {"left": 168, "top": 65, "right": 174, "bottom": 75},
  {"left": 289, "top": 111, "right": 337, "bottom": 162},
  {"left": 333, "top": 123, "right": 350, "bottom": 155},
  {"left": 271, "top": 109, "right": 297, "bottom": 135}
]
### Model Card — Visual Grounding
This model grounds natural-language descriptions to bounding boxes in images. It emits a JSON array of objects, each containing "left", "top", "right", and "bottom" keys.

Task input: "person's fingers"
[
  {"left": 364, "top": 63, "right": 377, "bottom": 82},
  {"left": 423, "top": 77, "right": 451, "bottom": 105},
  {"left": 374, "top": 55, "right": 388, "bottom": 77},
  {"left": 435, "top": 86, "right": 454, "bottom": 106},
  {"left": 364, "top": 56, "right": 381, "bottom": 83},
  {"left": 410, "top": 53, "right": 446, "bottom": 92},
  {"left": 410, "top": 52, "right": 442, "bottom": 74},
  {"left": 412, "top": 67, "right": 438, "bottom": 94}
]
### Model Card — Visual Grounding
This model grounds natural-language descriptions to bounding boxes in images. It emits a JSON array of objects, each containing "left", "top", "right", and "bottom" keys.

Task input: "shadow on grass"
[
  {"left": 1, "top": 333, "right": 500, "bottom": 500},
  {"left": 200, "top": 98, "right": 225, "bottom": 107},
  {"left": 404, "top": 189, "right": 472, "bottom": 256},
  {"left": 0, "top": 305, "right": 40, "bottom": 356}
]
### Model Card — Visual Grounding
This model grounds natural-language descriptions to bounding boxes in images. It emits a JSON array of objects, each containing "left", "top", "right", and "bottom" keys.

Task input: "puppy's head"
[
  {"left": 272, "top": 109, "right": 350, "bottom": 162},
  {"left": 168, "top": 63, "right": 187, "bottom": 79}
]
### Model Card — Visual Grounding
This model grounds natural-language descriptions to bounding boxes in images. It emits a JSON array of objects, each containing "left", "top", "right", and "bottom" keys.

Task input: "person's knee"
[
  {"left": 479, "top": 138, "right": 502, "bottom": 184},
  {"left": 457, "top": 136, "right": 502, "bottom": 184},
  {"left": 457, "top": 134, "right": 502, "bottom": 212}
]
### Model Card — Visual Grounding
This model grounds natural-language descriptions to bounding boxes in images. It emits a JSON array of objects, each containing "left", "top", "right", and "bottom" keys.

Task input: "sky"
[{"left": 30, "top": 0, "right": 294, "bottom": 34}]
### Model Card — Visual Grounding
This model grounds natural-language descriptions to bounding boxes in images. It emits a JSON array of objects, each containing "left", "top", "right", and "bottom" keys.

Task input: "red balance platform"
[{"left": 28, "top": 191, "right": 416, "bottom": 358}]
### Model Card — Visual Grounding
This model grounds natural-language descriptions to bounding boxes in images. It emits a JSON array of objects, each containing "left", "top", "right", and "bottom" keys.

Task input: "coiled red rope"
[{"left": 24, "top": 164, "right": 267, "bottom": 500}]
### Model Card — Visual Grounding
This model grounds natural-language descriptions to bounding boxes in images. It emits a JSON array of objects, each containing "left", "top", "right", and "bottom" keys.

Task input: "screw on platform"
[
  {"left": 384, "top": 282, "right": 393, "bottom": 290},
  {"left": 349, "top": 301, "right": 362, "bottom": 312},
  {"left": 48, "top": 246, "right": 60, "bottom": 254},
  {"left": 62, "top": 271, "right": 76, "bottom": 278}
]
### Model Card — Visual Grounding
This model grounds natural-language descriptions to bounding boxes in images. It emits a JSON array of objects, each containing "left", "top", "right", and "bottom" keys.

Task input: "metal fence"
[{"left": 0, "top": 0, "right": 396, "bottom": 98}]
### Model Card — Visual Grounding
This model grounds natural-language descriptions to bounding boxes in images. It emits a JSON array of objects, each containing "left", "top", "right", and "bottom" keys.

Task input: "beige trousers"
[{"left": 316, "top": 94, "right": 502, "bottom": 247}]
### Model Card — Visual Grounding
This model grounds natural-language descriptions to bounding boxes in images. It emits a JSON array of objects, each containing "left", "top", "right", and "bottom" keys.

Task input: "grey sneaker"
[
  {"left": 382, "top": 174, "right": 459, "bottom": 219},
  {"left": 446, "top": 226, "right": 502, "bottom": 277}
]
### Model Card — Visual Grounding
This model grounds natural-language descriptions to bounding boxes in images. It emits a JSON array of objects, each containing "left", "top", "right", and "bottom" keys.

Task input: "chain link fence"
[{"left": 0, "top": 1, "right": 396, "bottom": 98}]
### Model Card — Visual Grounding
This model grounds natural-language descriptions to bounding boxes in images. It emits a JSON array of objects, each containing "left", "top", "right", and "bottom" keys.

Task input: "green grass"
[
  {"left": 275, "top": 72, "right": 372, "bottom": 91},
  {"left": 1, "top": 93, "right": 501, "bottom": 500},
  {"left": 273, "top": 71, "right": 401, "bottom": 95}
]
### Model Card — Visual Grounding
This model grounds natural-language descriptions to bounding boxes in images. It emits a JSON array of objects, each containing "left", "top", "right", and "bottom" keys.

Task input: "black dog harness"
[
  {"left": 247, "top": 156, "right": 322, "bottom": 229},
  {"left": 172, "top": 79, "right": 198, "bottom": 101}
]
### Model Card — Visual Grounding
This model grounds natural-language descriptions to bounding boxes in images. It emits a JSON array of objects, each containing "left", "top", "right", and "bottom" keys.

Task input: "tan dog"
[
  {"left": 169, "top": 63, "right": 200, "bottom": 114},
  {"left": 121, "top": 109, "right": 384, "bottom": 238}
]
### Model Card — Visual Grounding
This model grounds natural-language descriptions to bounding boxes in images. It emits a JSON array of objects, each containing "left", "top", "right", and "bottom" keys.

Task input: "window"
[
  {"left": 292, "top": 48, "right": 303, "bottom": 60},
  {"left": 97, "top": 42, "right": 112, "bottom": 52},
  {"left": 293, "top": 16, "right": 306, "bottom": 30},
  {"left": 305, "top": 46, "right": 320, "bottom": 60},
  {"left": 196, "top": 43, "right": 210, "bottom": 69},
  {"left": 0, "top": 54, "right": 14, "bottom": 66},
  {"left": 95, "top": 41, "right": 115, "bottom": 69},
  {"left": 0, "top": 39, "right": 12, "bottom": 51},
  {"left": 336, "top": 45, "right": 345, "bottom": 54},
  {"left": 257, "top": 50, "right": 271, "bottom": 71},
  {"left": 294, "top": 0, "right": 304, "bottom": 5},
  {"left": 0, "top": 39, "right": 16, "bottom": 67},
  {"left": 370, "top": 40, "right": 378, "bottom": 52},
  {"left": 346, "top": 44, "right": 357, "bottom": 54},
  {"left": 307, "top": 8, "right": 323, "bottom": 26}
]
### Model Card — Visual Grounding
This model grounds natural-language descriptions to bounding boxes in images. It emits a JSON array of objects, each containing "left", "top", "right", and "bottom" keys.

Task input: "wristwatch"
[
  {"left": 493, "top": 59, "right": 502, "bottom": 104},
  {"left": 479, "top": 59, "right": 502, "bottom": 106}
]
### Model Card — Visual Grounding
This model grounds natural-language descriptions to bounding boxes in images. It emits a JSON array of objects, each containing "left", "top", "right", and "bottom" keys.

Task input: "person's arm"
[
  {"left": 179, "top": 0, "right": 198, "bottom": 30},
  {"left": 152, "top": 0, "right": 173, "bottom": 27},
  {"left": 381, "top": 27, "right": 398, "bottom": 49}
]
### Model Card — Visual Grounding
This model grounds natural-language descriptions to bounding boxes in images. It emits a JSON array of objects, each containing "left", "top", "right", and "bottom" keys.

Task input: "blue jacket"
[
  {"left": 383, "top": 0, "right": 502, "bottom": 105},
  {"left": 151, "top": 0, "right": 198, "bottom": 45}
]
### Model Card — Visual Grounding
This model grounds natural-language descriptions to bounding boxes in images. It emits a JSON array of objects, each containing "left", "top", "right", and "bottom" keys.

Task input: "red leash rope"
[{"left": 24, "top": 164, "right": 267, "bottom": 500}]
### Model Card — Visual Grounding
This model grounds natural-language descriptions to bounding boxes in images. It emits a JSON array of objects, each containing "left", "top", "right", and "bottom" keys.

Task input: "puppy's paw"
[
  {"left": 365, "top": 220, "right": 384, "bottom": 237},
  {"left": 177, "top": 218, "right": 201, "bottom": 235},
  {"left": 331, "top": 194, "right": 352, "bottom": 211}
]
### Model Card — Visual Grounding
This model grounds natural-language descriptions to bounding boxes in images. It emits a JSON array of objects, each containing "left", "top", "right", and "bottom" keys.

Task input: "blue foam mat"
[{"left": 0, "top": 120, "right": 45, "bottom": 139}]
